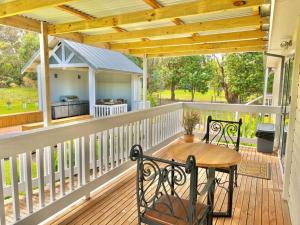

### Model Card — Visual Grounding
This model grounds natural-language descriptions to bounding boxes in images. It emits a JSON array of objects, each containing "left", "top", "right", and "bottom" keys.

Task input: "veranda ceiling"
[{"left": 0, "top": 0, "right": 270, "bottom": 57}]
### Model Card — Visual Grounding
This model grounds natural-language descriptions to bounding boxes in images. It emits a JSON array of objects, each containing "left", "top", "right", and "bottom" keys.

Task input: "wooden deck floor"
[{"left": 44, "top": 142, "right": 291, "bottom": 225}]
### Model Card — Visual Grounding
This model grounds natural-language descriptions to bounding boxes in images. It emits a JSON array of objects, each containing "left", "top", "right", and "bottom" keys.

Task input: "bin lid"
[{"left": 256, "top": 123, "right": 275, "bottom": 133}]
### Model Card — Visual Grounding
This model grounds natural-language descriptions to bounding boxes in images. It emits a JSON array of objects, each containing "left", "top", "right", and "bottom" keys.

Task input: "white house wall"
[
  {"left": 283, "top": 17, "right": 300, "bottom": 225},
  {"left": 50, "top": 69, "right": 89, "bottom": 103},
  {"left": 95, "top": 71, "right": 133, "bottom": 110}
]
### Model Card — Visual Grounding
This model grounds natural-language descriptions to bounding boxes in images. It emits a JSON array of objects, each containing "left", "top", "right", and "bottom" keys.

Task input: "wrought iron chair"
[
  {"left": 130, "top": 144, "right": 215, "bottom": 225},
  {"left": 202, "top": 115, "right": 242, "bottom": 187},
  {"left": 201, "top": 116, "right": 242, "bottom": 217}
]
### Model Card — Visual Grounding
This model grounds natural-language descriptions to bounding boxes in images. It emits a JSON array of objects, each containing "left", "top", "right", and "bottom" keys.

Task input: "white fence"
[
  {"left": 133, "top": 100, "right": 151, "bottom": 110},
  {"left": 0, "top": 103, "right": 183, "bottom": 225},
  {"left": 94, "top": 104, "right": 128, "bottom": 117},
  {"left": 184, "top": 102, "right": 281, "bottom": 145},
  {"left": 0, "top": 102, "right": 281, "bottom": 225}
]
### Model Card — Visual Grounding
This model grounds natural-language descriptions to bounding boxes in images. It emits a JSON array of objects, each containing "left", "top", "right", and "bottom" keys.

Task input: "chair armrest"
[{"left": 197, "top": 177, "right": 215, "bottom": 196}]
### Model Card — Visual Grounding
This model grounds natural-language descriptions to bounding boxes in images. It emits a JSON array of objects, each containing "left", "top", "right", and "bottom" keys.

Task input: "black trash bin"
[{"left": 255, "top": 123, "right": 275, "bottom": 153}]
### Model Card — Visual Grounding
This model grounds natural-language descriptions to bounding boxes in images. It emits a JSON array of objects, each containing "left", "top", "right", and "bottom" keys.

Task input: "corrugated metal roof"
[
  {"left": 63, "top": 40, "right": 142, "bottom": 74},
  {"left": 23, "top": 39, "right": 142, "bottom": 74}
]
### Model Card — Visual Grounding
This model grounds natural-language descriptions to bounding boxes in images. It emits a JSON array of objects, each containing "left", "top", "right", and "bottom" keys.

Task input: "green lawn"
[
  {"left": 3, "top": 158, "right": 37, "bottom": 186},
  {"left": 155, "top": 89, "right": 226, "bottom": 102},
  {"left": 0, "top": 87, "right": 39, "bottom": 115}
]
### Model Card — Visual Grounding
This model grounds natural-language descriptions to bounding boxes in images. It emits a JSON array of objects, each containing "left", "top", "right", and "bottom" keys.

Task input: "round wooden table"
[
  {"left": 168, "top": 141, "right": 241, "bottom": 218},
  {"left": 169, "top": 142, "right": 241, "bottom": 168}
]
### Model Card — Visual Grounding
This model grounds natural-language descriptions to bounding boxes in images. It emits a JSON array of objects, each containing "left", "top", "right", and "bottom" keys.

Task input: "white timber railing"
[
  {"left": 94, "top": 104, "right": 127, "bottom": 117},
  {"left": 265, "top": 94, "right": 273, "bottom": 106},
  {"left": 0, "top": 102, "right": 282, "bottom": 225},
  {"left": 184, "top": 102, "right": 281, "bottom": 145},
  {"left": 0, "top": 103, "right": 183, "bottom": 225},
  {"left": 133, "top": 100, "right": 151, "bottom": 110}
]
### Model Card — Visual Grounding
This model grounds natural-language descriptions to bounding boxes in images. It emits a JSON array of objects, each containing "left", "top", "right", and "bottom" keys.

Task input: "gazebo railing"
[{"left": 94, "top": 104, "right": 128, "bottom": 117}]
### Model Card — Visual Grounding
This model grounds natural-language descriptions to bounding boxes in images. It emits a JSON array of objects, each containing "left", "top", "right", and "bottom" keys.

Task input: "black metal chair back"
[
  {"left": 130, "top": 144, "right": 210, "bottom": 225},
  {"left": 203, "top": 116, "right": 242, "bottom": 151}
]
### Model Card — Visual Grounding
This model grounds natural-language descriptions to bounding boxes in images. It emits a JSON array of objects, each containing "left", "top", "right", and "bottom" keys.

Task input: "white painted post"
[
  {"left": 143, "top": 55, "right": 148, "bottom": 109},
  {"left": 0, "top": 160, "right": 5, "bottom": 225},
  {"left": 89, "top": 67, "right": 96, "bottom": 116},
  {"left": 263, "top": 67, "right": 269, "bottom": 105},
  {"left": 131, "top": 75, "right": 140, "bottom": 111},
  {"left": 37, "top": 66, "right": 43, "bottom": 111},
  {"left": 39, "top": 22, "right": 51, "bottom": 127}
]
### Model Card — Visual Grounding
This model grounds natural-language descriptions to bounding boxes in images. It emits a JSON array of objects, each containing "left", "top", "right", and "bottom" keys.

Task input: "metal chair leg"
[{"left": 234, "top": 169, "right": 238, "bottom": 187}]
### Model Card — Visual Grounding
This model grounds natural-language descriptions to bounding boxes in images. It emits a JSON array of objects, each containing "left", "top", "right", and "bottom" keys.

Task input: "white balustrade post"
[
  {"left": 89, "top": 67, "right": 96, "bottom": 116},
  {"left": 0, "top": 160, "right": 5, "bottom": 225},
  {"left": 263, "top": 67, "right": 269, "bottom": 106}
]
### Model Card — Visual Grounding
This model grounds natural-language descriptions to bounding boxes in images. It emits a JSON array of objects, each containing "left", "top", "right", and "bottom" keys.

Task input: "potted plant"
[{"left": 183, "top": 112, "right": 200, "bottom": 142}]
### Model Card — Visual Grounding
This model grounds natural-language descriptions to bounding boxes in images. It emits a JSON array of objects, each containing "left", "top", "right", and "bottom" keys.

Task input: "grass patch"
[
  {"left": 0, "top": 87, "right": 39, "bottom": 115},
  {"left": 154, "top": 89, "right": 226, "bottom": 102},
  {"left": 3, "top": 158, "right": 37, "bottom": 186}
]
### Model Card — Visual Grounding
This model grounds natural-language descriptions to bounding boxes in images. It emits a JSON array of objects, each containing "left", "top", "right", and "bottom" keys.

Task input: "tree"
[
  {"left": 213, "top": 52, "right": 264, "bottom": 103},
  {"left": 157, "top": 57, "right": 186, "bottom": 101},
  {"left": 179, "top": 56, "right": 212, "bottom": 101},
  {"left": 18, "top": 32, "right": 39, "bottom": 80},
  {"left": 0, "top": 26, "right": 39, "bottom": 87}
]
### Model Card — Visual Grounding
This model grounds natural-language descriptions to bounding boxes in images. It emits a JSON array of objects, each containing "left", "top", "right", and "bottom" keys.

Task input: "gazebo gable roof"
[{"left": 22, "top": 39, "right": 143, "bottom": 74}]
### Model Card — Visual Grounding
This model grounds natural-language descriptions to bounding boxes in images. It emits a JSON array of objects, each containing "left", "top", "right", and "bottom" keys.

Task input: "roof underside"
[{"left": 0, "top": 0, "right": 271, "bottom": 57}]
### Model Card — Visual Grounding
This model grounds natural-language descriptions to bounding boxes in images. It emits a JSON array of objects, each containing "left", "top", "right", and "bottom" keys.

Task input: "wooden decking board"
[
  {"left": 50, "top": 169, "right": 136, "bottom": 225},
  {"left": 44, "top": 145, "right": 291, "bottom": 225},
  {"left": 3, "top": 144, "right": 292, "bottom": 225}
]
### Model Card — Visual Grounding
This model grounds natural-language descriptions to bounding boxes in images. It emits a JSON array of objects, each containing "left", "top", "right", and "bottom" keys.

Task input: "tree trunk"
[
  {"left": 215, "top": 56, "right": 239, "bottom": 104},
  {"left": 170, "top": 84, "right": 176, "bottom": 101},
  {"left": 191, "top": 90, "right": 195, "bottom": 102}
]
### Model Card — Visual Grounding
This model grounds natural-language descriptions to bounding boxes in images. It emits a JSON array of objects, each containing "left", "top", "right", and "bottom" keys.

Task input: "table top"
[{"left": 167, "top": 141, "right": 241, "bottom": 168}]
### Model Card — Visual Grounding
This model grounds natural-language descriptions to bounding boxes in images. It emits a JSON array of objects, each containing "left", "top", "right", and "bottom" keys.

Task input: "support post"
[
  {"left": 263, "top": 67, "right": 269, "bottom": 105},
  {"left": 143, "top": 55, "right": 148, "bottom": 109},
  {"left": 88, "top": 67, "right": 96, "bottom": 116},
  {"left": 37, "top": 65, "right": 43, "bottom": 111},
  {"left": 39, "top": 21, "right": 51, "bottom": 127}
]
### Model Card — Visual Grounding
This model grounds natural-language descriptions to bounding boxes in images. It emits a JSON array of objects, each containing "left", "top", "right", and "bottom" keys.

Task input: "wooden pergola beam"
[
  {"left": 146, "top": 46, "right": 265, "bottom": 58},
  {"left": 0, "top": 15, "right": 40, "bottom": 33},
  {"left": 55, "top": 5, "right": 128, "bottom": 42},
  {"left": 110, "top": 30, "right": 267, "bottom": 50},
  {"left": 84, "top": 15, "right": 265, "bottom": 44},
  {"left": 129, "top": 39, "right": 267, "bottom": 55},
  {"left": 0, "top": 15, "right": 86, "bottom": 44},
  {"left": 48, "top": 0, "right": 264, "bottom": 35},
  {"left": 0, "top": 0, "right": 78, "bottom": 19},
  {"left": 56, "top": 5, "right": 95, "bottom": 20},
  {"left": 142, "top": 0, "right": 185, "bottom": 25}
]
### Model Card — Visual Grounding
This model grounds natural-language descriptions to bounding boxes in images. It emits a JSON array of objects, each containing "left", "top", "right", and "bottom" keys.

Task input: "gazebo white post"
[
  {"left": 142, "top": 54, "right": 148, "bottom": 109},
  {"left": 37, "top": 65, "right": 43, "bottom": 111},
  {"left": 263, "top": 67, "right": 269, "bottom": 106},
  {"left": 39, "top": 21, "right": 51, "bottom": 127},
  {"left": 88, "top": 67, "right": 96, "bottom": 116}
]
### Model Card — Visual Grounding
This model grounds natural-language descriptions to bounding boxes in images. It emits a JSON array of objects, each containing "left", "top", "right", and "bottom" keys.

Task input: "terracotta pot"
[{"left": 183, "top": 134, "right": 194, "bottom": 143}]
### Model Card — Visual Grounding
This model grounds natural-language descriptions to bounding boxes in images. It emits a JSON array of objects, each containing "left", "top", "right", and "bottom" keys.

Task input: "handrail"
[
  {"left": 245, "top": 96, "right": 263, "bottom": 105},
  {"left": 183, "top": 102, "right": 281, "bottom": 114}
]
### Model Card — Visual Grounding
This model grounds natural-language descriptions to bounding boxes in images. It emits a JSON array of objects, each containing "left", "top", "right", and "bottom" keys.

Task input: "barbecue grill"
[{"left": 52, "top": 96, "right": 89, "bottom": 119}]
